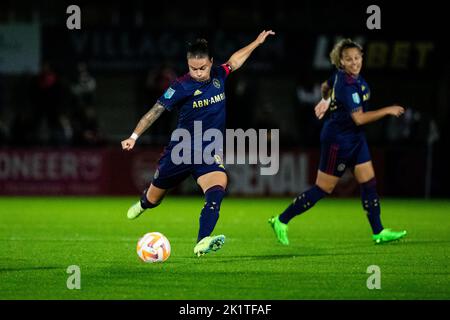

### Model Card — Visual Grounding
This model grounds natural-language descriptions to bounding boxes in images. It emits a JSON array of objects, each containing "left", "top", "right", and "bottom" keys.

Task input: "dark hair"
[{"left": 186, "top": 39, "right": 212, "bottom": 59}]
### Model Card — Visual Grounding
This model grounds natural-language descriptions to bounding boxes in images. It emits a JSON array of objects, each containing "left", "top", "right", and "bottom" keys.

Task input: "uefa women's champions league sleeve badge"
[
  {"left": 352, "top": 92, "right": 361, "bottom": 104},
  {"left": 164, "top": 87, "right": 176, "bottom": 99}
]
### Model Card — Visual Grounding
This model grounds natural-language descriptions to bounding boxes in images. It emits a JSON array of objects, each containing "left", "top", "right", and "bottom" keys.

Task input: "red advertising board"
[{"left": 0, "top": 148, "right": 384, "bottom": 196}]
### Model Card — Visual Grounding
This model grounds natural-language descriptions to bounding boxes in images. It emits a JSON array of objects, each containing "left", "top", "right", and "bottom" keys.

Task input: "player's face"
[
  {"left": 188, "top": 57, "right": 213, "bottom": 82},
  {"left": 340, "top": 48, "right": 363, "bottom": 77}
]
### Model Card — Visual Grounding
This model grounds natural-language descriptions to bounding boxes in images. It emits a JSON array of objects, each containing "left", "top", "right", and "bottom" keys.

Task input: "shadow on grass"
[
  {"left": 0, "top": 266, "right": 62, "bottom": 272},
  {"left": 393, "top": 239, "right": 450, "bottom": 246},
  {"left": 195, "top": 250, "right": 383, "bottom": 263}
]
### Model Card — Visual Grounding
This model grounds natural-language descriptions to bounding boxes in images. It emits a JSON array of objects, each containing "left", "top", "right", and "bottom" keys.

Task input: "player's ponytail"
[{"left": 329, "top": 38, "right": 363, "bottom": 69}]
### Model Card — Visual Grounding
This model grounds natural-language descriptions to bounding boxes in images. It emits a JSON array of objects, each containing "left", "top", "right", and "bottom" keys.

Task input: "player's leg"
[
  {"left": 354, "top": 160, "right": 407, "bottom": 244},
  {"left": 127, "top": 184, "right": 167, "bottom": 219},
  {"left": 280, "top": 170, "right": 338, "bottom": 223},
  {"left": 193, "top": 171, "right": 227, "bottom": 256},
  {"left": 269, "top": 142, "right": 343, "bottom": 245},
  {"left": 354, "top": 161, "right": 382, "bottom": 233},
  {"left": 127, "top": 150, "right": 191, "bottom": 220},
  {"left": 269, "top": 171, "right": 337, "bottom": 245}
]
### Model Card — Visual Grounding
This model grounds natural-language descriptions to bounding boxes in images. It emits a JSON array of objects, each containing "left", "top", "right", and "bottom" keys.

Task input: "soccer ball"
[{"left": 136, "top": 232, "right": 171, "bottom": 263}]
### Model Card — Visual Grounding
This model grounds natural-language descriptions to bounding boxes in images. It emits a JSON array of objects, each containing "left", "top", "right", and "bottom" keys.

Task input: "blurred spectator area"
[{"left": 0, "top": 0, "right": 448, "bottom": 196}]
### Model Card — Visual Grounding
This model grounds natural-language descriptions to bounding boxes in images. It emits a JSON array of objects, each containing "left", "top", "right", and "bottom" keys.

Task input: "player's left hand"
[{"left": 256, "top": 30, "right": 276, "bottom": 45}]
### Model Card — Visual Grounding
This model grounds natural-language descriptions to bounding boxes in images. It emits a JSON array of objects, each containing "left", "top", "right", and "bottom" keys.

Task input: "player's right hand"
[
  {"left": 256, "top": 30, "right": 276, "bottom": 45},
  {"left": 387, "top": 105, "right": 405, "bottom": 117},
  {"left": 121, "top": 138, "right": 136, "bottom": 151},
  {"left": 314, "top": 98, "right": 330, "bottom": 120}
]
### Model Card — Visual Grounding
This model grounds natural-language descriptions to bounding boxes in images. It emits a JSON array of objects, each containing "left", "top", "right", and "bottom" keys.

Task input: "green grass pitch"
[{"left": 1, "top": 196, "right": 449, "bottom": 300}]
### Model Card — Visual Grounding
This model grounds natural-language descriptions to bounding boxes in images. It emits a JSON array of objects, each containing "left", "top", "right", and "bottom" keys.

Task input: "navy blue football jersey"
[
  {"left": 157, "top": 64, "right": 231, "bottom": 152},
  {"left": 321, "top": 69, "right": 371, "bottom": 143}
]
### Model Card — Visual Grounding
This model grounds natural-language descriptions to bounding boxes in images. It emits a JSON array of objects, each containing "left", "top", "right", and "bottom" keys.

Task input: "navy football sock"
[
  {"left": 140, "top": 188, "right": 161, "bottom": 209},
  {"left": 279, "top": 185, "right": 328, "bottom": 224},
  {"left": 360, "top": 178, "right": 383, "bottom": 235},
  {"left": 197, "top": 185, "right": 226, "bottom": 243}
]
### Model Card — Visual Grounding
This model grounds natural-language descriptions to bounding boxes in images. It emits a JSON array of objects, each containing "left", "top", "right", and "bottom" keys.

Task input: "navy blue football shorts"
[
  {"left": 151, "top": 150, "right": 226, "bottom": 190},
  {"left": 319, "top": 136, "right": 371, "bottom": 177}
]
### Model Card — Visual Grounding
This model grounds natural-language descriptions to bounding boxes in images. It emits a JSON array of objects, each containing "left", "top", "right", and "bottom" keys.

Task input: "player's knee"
[
  {"left": 214, "top": 173, "right": 228, "bottom": 188},
  {"left": 316, "top": 182, "right": 334, "bottom": 194},
  {"left": 360, "top": 177, "right": 377, "bottom": 196},
  {"left": 205, "top": 185, "right": 226, "bottom": 198},
  {"left": 208, "top": 179, "right": 227, "bottom": 191},
  {"left": 220, "top": 181, "right": 228, "bottom": 190}
]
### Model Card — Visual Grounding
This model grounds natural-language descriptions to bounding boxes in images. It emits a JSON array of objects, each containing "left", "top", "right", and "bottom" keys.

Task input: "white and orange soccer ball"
[{"left": 136, "top": 232, "right": 171, "bottom": 263}]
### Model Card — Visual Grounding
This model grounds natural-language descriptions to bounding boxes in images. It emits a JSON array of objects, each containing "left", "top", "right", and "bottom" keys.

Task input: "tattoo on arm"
[{"left": 134, "top": 103, "right": 165, "bottom": 135}]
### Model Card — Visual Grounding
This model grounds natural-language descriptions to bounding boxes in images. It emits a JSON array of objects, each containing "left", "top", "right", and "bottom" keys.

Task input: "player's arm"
[
  {"left": 225, "top": 30, "right": 275, "bottom": 72},
  {"left": 321, "top": 81, "right": 331, "bottom": 99},
  {"left": 314, "top": 81, "right": 332, "bottom": 120},
  {"left": 121, "top": 103, "right": 165, "bottom": 151},
  {"left": 351, "top": 105, "right": 405, "bottom": 126}
]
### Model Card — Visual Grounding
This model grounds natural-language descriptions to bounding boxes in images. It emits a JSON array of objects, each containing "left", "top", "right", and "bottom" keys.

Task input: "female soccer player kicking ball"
[
  {"left": 269, "top": 39, "right": 407, "bottom": 245},
  {"left": 122, "top": 30, "right": 275, "bottom": 256}
]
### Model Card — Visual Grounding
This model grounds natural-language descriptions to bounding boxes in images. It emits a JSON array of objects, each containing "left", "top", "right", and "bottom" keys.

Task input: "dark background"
[{"left": 0, "top": 0, "right": 448, "bottom": 197}]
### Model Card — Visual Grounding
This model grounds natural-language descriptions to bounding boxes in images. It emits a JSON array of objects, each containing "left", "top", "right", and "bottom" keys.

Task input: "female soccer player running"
[
  {"left": 122, "top": 30, "right": 275, "bottom": 256},
  {"left": 269, "top": 38, "right": 407, "bottom": 245}
]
